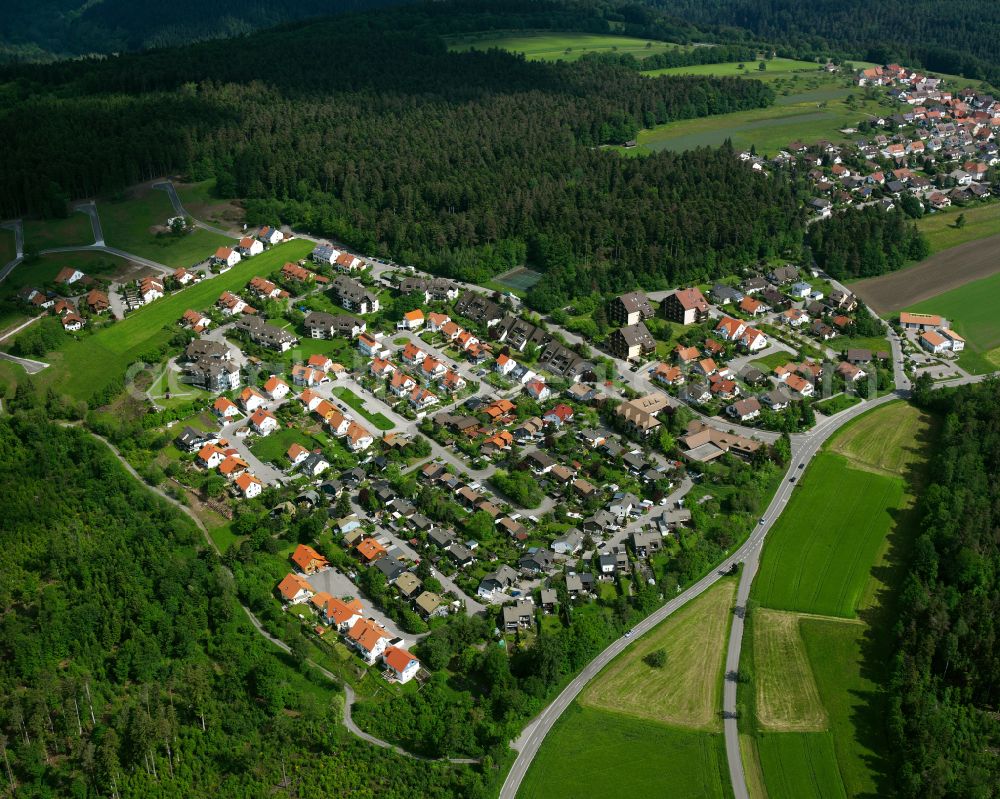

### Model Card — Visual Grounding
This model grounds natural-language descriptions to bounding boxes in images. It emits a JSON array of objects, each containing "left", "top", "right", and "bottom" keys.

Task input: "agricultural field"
[
  {"left": 916, "top": 201, "right": 1000, "bottom": 254},
  {"left": 637, "top": 73, "right": 884, "bottom": 154},
  {"left": 752, "top": 609, "right": 828, "bottom": 732},
  {"left": 2, "top": 240, "right": 312, "bottom": 400},
  {"left": 644, "top": 57, "right": 820, "bottom": 79},
  {"left": 446, "top": 31, "right": 681, "bottom": 62},
  {"left": 904, "top": 270, "right": 1000, "bottom": 373},
  {"left": 853, "top": 229, "right": 1000, "bottom": 314},
  {"left": 753, "top": 452, "right": 904, "bottom": 618},
  {"left": 801, "top": 618, "right": 889, "bottom": 797},
  {"left": 517, "top": 704, "right": 731, "bottom": 799},
  {"left": 580, "top": 578, "right": 735, "bottom": 730},
  {"left": 22, "top": 213, "right": 93, "bottom": 252},
  {"left": 743, "top": 402, "right": 934, "bottom": 798},
  {"left": 98, "top": 186, "right": 233, "bottom": 267},
  {"left": 757, "top": 732, "right": 847, "bottom": 799},
  {"left": 174, "top": 179, "right": 246, "bottom": 234}
]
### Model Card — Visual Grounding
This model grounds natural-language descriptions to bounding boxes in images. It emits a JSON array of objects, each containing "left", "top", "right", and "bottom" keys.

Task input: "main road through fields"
[{"left": 499, "top": 386, "right": 900, "bottom": 799}]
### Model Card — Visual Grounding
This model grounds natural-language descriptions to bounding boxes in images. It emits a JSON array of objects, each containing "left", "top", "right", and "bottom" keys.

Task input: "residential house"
[
  {"left": 304, "top": 311, "right": 366, "bottom": 339},
  {"left": 263, "top": 375, "right": 289, "bottom": 400},
  {"left": 727, "top": 396, "right": 762, "bottom": 422},
  {"left": 277, "top": 573, "right": 314, "bottom": 604},
  {"left": 616, "top": 392, "right": 670, "bottom": 436},
  {"left": 660, "top": 287, "right": 709, "bottom": 325},
  {"left": 502, "top": 600, "right": 535, "bottom": 631},
  {"left": 213, "top": 247, "right": 241, "bottom": 269},
  {"left": 397, "top": 309, "right": 424, "bottom": 331},
  {"left": 237, "top": 236, "right": 264, "bottom": 257},
  {"left": 382, "top": 646, "right": 421, "bottom": 684},
  {"left": 920, "top": 330, "right": 950, "bottom": 354},
  {"left": 234, "top": 473, "right": 263, "bottom": 499},
  {"left": 258, "top": 226, "right": 283, "bottom": 246},
  {"left": 608, "top": 291, "right": 654, "bottom": 326},
  {"left": 477, "top": 565, "right": 519, "bottom": 600},
  {"left": 213, "top": 397, "right": 241, "bottom": 419},
  {"left": 292, "top": 543, "right": 329, "bottom": 574},
  {"left": 86, "top": 289, "right": 110, "bottom": 314},
  {"left": 346, "top": 618, "right": 390, "bottom": 664}
]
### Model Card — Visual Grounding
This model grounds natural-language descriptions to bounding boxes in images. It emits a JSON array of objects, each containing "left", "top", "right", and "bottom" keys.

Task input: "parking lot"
[{"left": 307, "top": 567, "right": 412, "bottom": 641}]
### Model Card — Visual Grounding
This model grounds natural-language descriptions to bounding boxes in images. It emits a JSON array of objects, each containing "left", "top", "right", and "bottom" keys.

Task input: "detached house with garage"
[
  {"left": 213, "top": 247, "right": 241, "bottom": 270},
  {"left": 382, "top": 646, "right": 421, "bottom": 684}
]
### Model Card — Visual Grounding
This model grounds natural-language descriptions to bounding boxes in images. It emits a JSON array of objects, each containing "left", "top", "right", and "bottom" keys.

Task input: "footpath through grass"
[
  {"left": 741, "top": 402, "right": 935, "bottom": 798},
  {"left": 99, "top": 187, "right": 233, "bottom": 268},
  {"left": 518, "top": 704, "right": 731, "bottom": 799}
]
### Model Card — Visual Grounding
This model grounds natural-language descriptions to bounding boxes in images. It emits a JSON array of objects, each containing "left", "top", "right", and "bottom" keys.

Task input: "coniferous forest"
[
  {"left": 0, "top": 409, "right": 487, "bottom": 798},
  {"left": 892, "top": 380, "right": 1000, "bottom": 796}
]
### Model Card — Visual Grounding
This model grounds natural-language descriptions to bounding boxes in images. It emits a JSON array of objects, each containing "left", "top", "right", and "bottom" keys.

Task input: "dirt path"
[
  {"left": 852, "top": 233, "right": 1000, "bottom": 313},
  {"left": 77, "top": 424, "right": 478, "bottom": 765}
]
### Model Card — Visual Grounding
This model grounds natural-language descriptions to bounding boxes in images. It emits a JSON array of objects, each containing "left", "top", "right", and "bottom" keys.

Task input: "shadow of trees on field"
[{"left": 851, "top": 413, "right": 940, "bottom": 798}]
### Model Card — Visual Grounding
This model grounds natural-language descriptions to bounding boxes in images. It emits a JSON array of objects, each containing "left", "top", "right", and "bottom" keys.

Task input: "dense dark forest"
[
  {"left": 807, "top": 207, "right": 929, "bottom": 280},
  {"left": 645, "top": 0, "right": 1000, "bottom": 85},
  {"left": 0, "top": 16, "right": 803, "bottom": 309},
  {"left": 892, "top": 379, "right": 1000, "bottom": 796},
  {"left": 0, "top": 407, "right": 487, "bottom": 798}
]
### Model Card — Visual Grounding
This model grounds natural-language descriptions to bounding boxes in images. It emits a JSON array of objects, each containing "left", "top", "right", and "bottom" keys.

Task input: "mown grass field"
[
  {"left": 757, "top": 732, "right": 847, "bottom": 799},
  {"left": 801, "top": 618, "right": 887, "bottom": 797},
  {"left": 250, "top": 426, "right": 315, "bottom": 465},
  {"left": 4, "top": 240, "right": 312, "bottom": 400},
  {"left": 645, "top": 57, "right": 819, "bottom": 78},
  {"left": 99, "top": 187, "right": 233, "bottom": 267},
  {"left": 915, "top": 201, "right": 1000, "bottom": 254},
  {"left": 517, "top": 704, "right": 731, "bottom": 799},
  {"left": 447, "top": 31, "right": 681, "bottom": 62},
  {"left": 906, "top": 270, "right": 1000, "bottom": 370},
  {"left": 753, "top": 452, "right": 903, "bottom": 617},
  {"left": 744, "top": 402, "right": 934, "bottom": 799},
  {"left": 637, "top": 70, "right": 884, "bottom": 155},
  {"left": 22, "top": 213, "right": 94, "bottom": 252},
  {"left": 752, "top": 609, "right": 828, "bottom": 732},
  {"left": 580, "top": 577, "right": 735, "bottom": 731}
]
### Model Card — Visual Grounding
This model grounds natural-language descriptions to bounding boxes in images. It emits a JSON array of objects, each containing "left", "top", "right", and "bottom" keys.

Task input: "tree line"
[
  {"left": 0, "top": 410, "right": 488, "bottom": 798},
  {"left": 807, "top": 206, "right": 929, "bottom": 280},
  {"left": 891, "top": 380, "right": 1000, "bottom": 796},
  {"left": 0, "top": 14, "right": 805, "bottom": 310}
]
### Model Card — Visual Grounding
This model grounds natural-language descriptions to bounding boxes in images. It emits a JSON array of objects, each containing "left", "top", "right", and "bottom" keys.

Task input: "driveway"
[
  {"left": 307, "top": 567, "right": 415, "bottom": 641},
  {"left": 218, "top": 415, "right": 286, "bottom": 484}
]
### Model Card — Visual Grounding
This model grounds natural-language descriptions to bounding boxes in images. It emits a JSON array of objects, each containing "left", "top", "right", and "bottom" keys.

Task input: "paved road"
[
  {"left": 72, "top": 200, "right": 104, "bottom": 245},
  {"left": 498, "top": 386, "right": 904, "bottom": 799},
  {"left": 0, "top": 315, "right": 50, "bottom": 372},
  {"left": 153, "top": 180, "right": 235, "bottom": 238},
  {"left": 0, "top": 218, "right": 24, "bottom": 281}
]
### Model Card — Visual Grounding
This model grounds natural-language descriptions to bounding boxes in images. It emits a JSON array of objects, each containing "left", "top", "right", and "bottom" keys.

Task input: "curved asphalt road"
[{"left": 153, "top": 180, "right": 236, "bottom": 238}]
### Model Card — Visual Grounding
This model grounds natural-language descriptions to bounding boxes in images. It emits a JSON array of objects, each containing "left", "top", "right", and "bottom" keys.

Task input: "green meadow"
[
  {"left": 753, "top": 452, "right": 904, "bottom": 618},
  {"left": 447, "top": 31, "right": 681, "bottom": 62},
  {"left": 4, "top": 240, "right": 312, "bottom": 400},
  {"left": 22, "top": 212, "right": 94, "bottom": 252},
  {"left": 99, "top": 188, "right": 233, "bottom": 267},
  {"left": 518, "top": 704, "right": 731, "bottom": 799},
  {"left": 905, "top": 270, "right": 1000, "bottom": 372}
]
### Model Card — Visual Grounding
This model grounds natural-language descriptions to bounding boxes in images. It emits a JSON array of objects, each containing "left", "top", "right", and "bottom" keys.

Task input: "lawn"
[
  {"left": 638, "top": 90, "right": 885, "bottom": 155},
  {"left": 757, "top": 732, "right": 847, "bottom": 799},
  {"left": 332, "top": 386, "right": 395, "bottom": 431},
  {"left": 801, "top": 618, "right": 889, "bottom": 798},
  {"left": 906, "top": 270, "right": 1000, "bottom": 364},
  {"left": 6, "top": 240, "right": 312, "bottom": 400},
  {"left": 813, "top": 393, "right": 861, "bottom": 416},
  {"left": 754, "top": 452, "right": 903, "bottom": 618},
  {"left": 98, "top": 187, "right": 233, "bottom": 268},
  {"left": 517, "top": 704, "right": 731, "bottom": 799},
  {"left": 829, "top": 334, "right": 890, "bottom": 356},
  {"left": 915, "top": 201, "right": 1000, "bottom": 254},
  {"left": 0, "top": 251, "right": 128, "bottom": 302},
  {"left": 22, "top": 213, "right": 94, "bottom": 252},
  {"left": 248, "top": 426, "right": 313, "bottom": 466},
  {"left": 751, "top": 351, "right": 795, "bottom": 371},
  {"left": 645, "top": 58, "right": 819, "bottom": 78},
  {"left": 447, "top": 31, "right": 682, "bottom": 62},
  {"left": 580, "top": 577, "right": 735, "bottom": 731},
  {"left": 0, "top": 227, "right": 15, "bottom": 264},
  {"left": 752, "top": 609, "right": 828, "bottom": 732}
]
